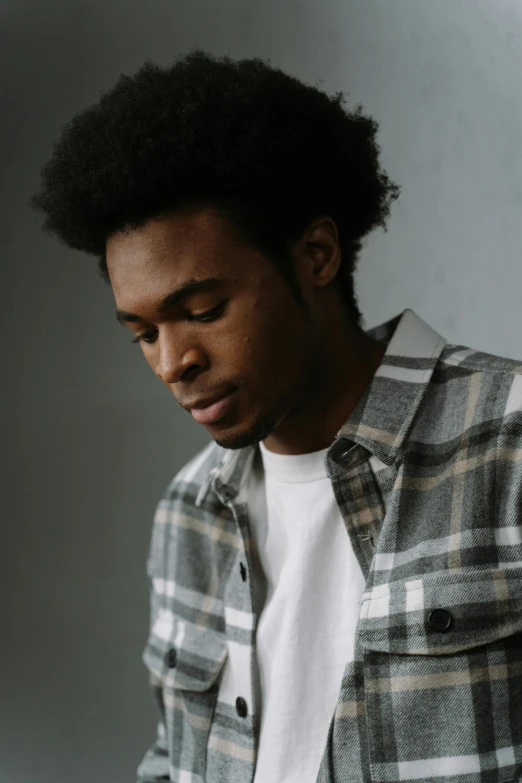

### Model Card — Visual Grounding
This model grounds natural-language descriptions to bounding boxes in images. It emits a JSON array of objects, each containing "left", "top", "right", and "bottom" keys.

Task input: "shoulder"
[
  {"left": 438, "top": 343, "right": 522, "bottom": 428},
  {"left": 146, "top": 439, "right": 227, "bottom": 576},
  {"left": 441, "top": 343, "right": 522, "bottom": 377},
  {"left": 160, "top": 439, "right": 226, "bottom": 505}
]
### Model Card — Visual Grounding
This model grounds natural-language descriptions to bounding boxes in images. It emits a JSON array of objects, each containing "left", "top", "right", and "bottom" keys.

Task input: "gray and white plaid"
[{"left": 137, "top": 308, "right": 522, "bottom": 783}]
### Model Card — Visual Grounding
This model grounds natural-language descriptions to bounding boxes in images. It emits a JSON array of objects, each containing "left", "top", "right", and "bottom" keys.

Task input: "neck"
[{"left": 262, "top": 308, "right": 385, "bottom": 455}]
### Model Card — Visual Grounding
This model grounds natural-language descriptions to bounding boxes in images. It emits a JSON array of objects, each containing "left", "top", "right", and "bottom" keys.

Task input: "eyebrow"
[{"left": 115, "top": 277, "right": 223, "bottom": 325}]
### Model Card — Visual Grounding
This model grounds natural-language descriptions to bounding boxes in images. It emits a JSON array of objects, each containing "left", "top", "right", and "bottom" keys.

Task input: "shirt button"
[
  {"left": 331, "top": 437, "right": 355, "bottom": 467},
  {"left": 165, "top": 647, "right": 177, "bottom": 668},
  {"left": 428, "top": 609, "right": 453, "bottom": 633},
  {"left": 235, "top": 696, "right": 248, "bottom": 718},
  {"left": 221, "top": 487, "right": 234, "bottom": 502}
]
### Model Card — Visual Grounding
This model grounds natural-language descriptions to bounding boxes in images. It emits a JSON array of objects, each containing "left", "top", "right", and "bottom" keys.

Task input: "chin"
[{"left": 211, "top": 412, "right": 277, "bottom": 451}]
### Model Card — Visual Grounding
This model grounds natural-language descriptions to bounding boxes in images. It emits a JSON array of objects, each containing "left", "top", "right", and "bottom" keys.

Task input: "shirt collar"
[
  {"left": 196, "top": 308, "right": 446, "bottom": 506},
  {"left": 336, "top": 308, "right": 446, "bottom": 466}
]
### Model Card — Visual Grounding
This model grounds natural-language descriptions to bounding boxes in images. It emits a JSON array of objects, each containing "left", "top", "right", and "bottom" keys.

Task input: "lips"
[{"left": 189, "top": 389, "right": 236, "bottom": 424}]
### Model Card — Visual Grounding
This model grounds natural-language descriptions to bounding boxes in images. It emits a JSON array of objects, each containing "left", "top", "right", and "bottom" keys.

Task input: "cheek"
[
  {"left": 141, "top": 347, "right": 155, "bottom": 369},
  {"left": 216, "top": 296, "right": 312, "bottom": 380},
  {"left": 241, "top": 321, "right": 309, "bottom": 385},
  {"left": 141, "top": 345, "right": 165, "bottom": 383}
]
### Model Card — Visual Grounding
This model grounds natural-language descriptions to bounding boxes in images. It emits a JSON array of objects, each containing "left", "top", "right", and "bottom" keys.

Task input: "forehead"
[{"left": 106, "top": 208, "right": 253, "bottom": 301}]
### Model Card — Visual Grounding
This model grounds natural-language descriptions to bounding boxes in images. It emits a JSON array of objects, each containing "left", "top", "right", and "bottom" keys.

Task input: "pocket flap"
[
  {"left": 143, "top": 608, "right": 228, "bottom": 691},
  {"left": 358, "top": 567, "right": 522, "bottom": 655}
]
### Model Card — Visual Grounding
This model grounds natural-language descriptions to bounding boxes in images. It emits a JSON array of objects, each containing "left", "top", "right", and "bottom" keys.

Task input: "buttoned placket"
[
  {"left": 212, "top": 476, "right": 260, "bottom": 778},
  {"left": 325, "top": 436, "right": 386, "bottom": 583}
]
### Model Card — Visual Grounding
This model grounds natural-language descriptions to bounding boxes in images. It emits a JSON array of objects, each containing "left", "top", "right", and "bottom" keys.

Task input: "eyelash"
[{"left": 131, "top": 302, "right": 227, "bottom": 344}]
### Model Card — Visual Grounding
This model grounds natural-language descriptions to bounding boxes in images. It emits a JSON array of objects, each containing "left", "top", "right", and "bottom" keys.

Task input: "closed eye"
[
  {"left": 131, "top": 300, "right": 228, "bottom": 344},
  {"left": 187, "top": 300, "right": 227, "bottom": 323}
]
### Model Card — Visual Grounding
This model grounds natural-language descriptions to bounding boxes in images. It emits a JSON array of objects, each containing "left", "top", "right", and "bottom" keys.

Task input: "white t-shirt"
[{"left": 244, "top": 441, "right": 367, "bottom": 783}]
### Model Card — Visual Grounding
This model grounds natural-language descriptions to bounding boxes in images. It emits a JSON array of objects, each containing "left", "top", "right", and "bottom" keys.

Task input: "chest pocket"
[
  {"left": 142, "top": 609, "right": 228, "bottom": 779},
  {"left": 358, "top": 568, "right": 522, "bottom": 783}
]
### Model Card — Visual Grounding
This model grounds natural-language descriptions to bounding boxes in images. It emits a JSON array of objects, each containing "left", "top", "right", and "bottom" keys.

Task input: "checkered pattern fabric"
[{"left": 137, "top": 309, "right": 522, "bottom": 783}]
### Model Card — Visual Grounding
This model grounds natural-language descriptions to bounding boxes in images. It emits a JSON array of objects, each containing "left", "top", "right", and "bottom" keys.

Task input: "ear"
[{"left": 298, "top": 216, "right": 342, "bottom": 290}]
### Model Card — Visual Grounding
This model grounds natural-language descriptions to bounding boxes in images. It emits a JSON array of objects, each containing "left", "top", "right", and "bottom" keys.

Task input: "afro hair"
[{"left": 30, "top": 49, "right": 399, "bottom": 326}]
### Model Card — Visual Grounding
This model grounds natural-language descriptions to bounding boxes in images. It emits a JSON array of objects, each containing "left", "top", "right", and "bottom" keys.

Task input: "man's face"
[{"left": 106, "top": 208, "right": 322, "bottom": 450}]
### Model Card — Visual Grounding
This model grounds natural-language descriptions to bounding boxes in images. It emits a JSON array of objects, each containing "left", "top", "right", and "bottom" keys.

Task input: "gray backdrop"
[{"left": 2, "top": 1, "right": 522, "bottom": 781}]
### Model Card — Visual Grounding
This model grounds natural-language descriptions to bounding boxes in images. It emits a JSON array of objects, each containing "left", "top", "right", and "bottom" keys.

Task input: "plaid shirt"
[{"left": 137, "top": 308, "right": 522, "bottom": 783}]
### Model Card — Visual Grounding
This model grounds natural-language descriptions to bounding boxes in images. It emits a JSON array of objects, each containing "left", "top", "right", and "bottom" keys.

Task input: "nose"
[{"left": 156, "top": 333, "right": 208, "bottom": 385}]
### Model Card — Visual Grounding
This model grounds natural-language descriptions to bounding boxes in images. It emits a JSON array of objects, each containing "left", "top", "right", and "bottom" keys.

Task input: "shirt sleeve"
[
  {"left": 136, "top": 698, "right": 170, "bottom": 782},
  {"left": 137, "top": 501, "right": 172, "bottom": 783},
  {"left": 495, "top": 384, "right": 522, "bottom": 526}
]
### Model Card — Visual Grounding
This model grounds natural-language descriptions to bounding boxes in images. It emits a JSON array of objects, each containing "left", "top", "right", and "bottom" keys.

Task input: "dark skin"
[{"left": 106, "top": 207, "right": 386, "bottom": 455}]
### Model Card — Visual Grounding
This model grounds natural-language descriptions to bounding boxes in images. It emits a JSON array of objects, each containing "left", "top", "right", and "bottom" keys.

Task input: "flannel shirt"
[{"left": 137, "top": 308, "right": 522, "bottom": 783}]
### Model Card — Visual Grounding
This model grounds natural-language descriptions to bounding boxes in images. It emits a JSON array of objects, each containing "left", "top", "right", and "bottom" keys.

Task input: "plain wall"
[{"left": 2, "top": 1, "right": 522, "bottom": 780}]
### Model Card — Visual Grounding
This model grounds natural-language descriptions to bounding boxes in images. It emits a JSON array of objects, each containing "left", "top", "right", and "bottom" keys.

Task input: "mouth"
[{"left": 189, "top": 389, "right": 236, "bottom": 425}]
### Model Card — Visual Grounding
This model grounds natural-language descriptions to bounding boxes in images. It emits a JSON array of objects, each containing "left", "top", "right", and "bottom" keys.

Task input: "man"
[{"left": 30, "top": 50, "right": 522, "bottom": 783}]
